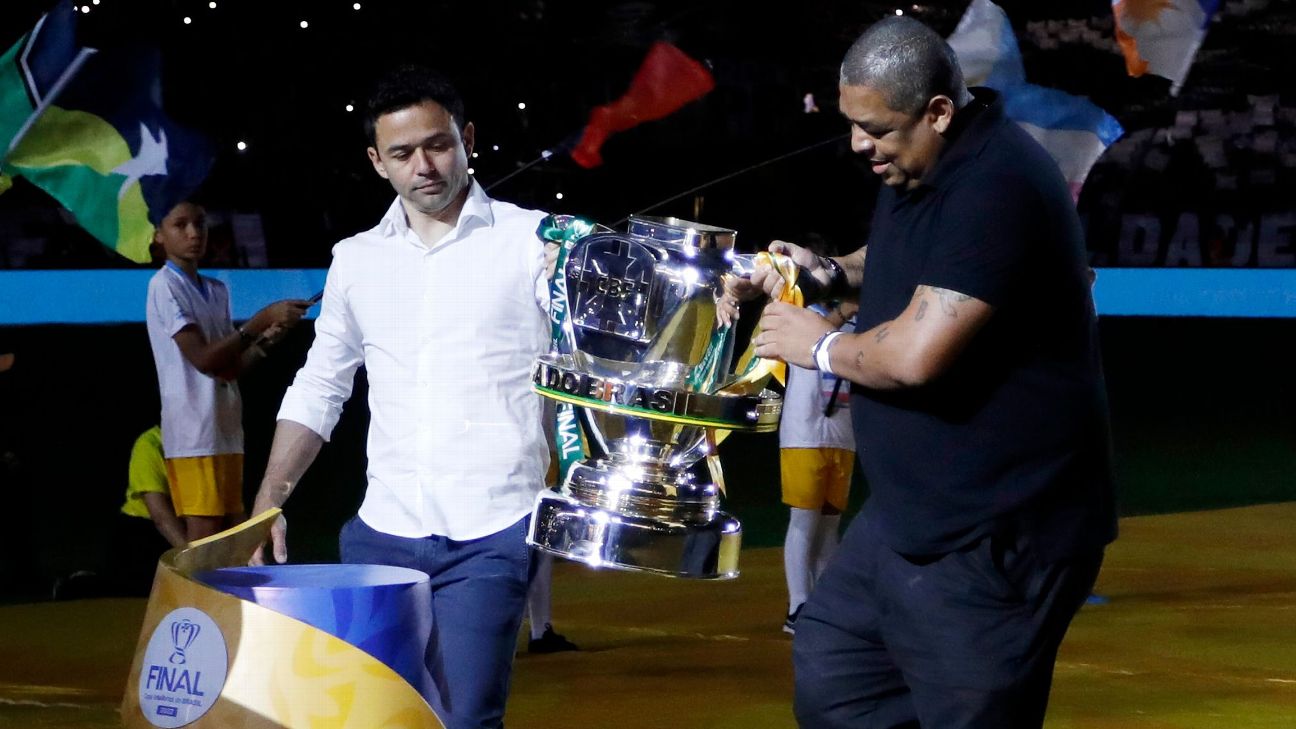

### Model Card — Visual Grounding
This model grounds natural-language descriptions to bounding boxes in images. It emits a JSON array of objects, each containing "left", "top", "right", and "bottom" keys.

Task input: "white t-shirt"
[
  {"left": 146, "top": 263, "right": 244, "bottom": 458},
  {"left": 778, "top": 303, "right": 856, "bottom": 451},
  {"left": 277, "top": 182, "right": 551, "bottom": 541}
]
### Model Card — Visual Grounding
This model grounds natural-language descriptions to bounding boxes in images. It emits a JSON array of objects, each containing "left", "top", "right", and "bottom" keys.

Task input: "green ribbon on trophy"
[{"left": 537, "top": 214, "right": 598, "bottom": 484}]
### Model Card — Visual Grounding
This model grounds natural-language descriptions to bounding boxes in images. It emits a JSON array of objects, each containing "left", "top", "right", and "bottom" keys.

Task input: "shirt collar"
[
  {"left": 908, "top": 87, "right": 1003, "bottom": 195},
  {"left": 164, "top": 260, "right": 208, "bottom": 298},
  {"left": 379, "top": 179, "right": 496, "bottom": 244}
]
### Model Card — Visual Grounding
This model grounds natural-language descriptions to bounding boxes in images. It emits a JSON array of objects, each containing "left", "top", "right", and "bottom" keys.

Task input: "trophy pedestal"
[{"left": 529, "top": 490, "right": 741, "bottom": 579}]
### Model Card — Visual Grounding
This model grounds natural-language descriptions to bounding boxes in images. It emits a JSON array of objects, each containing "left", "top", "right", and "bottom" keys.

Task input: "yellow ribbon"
[
  {"left": 723, "top": 250, "right": 804, "bottom": 394},
  {"left": 710, "top": 251, "right": 804, "bottom": 455}
]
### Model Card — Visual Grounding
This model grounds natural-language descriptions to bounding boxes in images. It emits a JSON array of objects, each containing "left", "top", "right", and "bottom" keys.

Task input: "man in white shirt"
[{"left": 249, "top": 66, "right": 551, "bottom": 729}]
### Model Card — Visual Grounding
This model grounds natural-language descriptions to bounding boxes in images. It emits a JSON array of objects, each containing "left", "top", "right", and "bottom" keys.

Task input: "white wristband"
[{"left": 812, "top": 331, "right": 843, "bottom": 375}]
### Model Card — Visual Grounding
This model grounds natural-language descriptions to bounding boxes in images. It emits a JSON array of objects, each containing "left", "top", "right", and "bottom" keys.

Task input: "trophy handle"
[
  {"left": 728, "top": 252, "right": 760, "bottom": 278},
  {"left": 718, "top": 251, "right": 804, "bottom": 398}
]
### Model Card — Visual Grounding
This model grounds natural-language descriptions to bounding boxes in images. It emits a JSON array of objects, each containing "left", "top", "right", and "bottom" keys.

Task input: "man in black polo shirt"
[{"left": 746, "top": 16, "right": 1116, "bottom": 729}]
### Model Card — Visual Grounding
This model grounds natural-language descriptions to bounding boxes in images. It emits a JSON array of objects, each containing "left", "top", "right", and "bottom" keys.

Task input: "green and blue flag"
[{"left": 0, "top": 2, "right": 213, "bottom": 263}]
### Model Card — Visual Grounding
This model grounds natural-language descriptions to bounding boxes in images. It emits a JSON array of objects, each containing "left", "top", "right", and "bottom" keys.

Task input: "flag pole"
[
  {"left": 613, "top": 133, "right": 846, "bottom": 226},
  {"left": 4, "top": 46, "right": 97, "bottom": 160},
  {"left": 481, "top": 133, "right": 844, "bottom": 224},
  {"left": 483, "top": 151, "right": 551, "bottom": 193}
]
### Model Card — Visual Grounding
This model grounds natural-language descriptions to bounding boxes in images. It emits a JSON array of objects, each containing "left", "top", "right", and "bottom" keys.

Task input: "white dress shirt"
[{"left": 278, "top": 181, "right": 551, "bottom": 540}]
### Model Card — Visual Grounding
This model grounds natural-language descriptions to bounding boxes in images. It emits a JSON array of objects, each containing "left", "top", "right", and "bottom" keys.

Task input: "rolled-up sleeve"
[{"left": 276, "top": 255, "right": 363, "bottom": 441}]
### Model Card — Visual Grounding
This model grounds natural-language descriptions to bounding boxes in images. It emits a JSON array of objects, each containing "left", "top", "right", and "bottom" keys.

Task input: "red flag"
[{"left": 570, "top": 42, "right": 715, "bottom": 169}]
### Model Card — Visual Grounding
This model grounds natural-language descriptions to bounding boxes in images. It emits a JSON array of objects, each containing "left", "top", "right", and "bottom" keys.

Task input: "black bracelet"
[
  {"left": 796, "top": 256, "right": 847, "bottom": 304},
  {"left": 820, "top": 255, "right": 848, "bottom": 296},
  {"left": 237, "top": 325, "right": 256, "bottom": 347}
]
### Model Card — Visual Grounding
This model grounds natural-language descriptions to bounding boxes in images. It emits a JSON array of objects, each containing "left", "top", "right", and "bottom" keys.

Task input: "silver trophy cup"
[{"left": 527, "top": 216, "right": 782, "bottom": 579}]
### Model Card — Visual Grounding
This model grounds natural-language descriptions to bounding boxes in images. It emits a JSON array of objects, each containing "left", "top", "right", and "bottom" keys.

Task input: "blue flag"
[{"left": 948, "top": 0, "right": 1125, "bottom": 201}]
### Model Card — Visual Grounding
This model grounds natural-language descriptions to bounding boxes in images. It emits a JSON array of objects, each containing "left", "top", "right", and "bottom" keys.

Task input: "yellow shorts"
[
  {"left": 780, "top": 448, "right": 854, "bottom": 511},
  {"left": 165, "top": 454, "right": 244, "bottom": 518}
]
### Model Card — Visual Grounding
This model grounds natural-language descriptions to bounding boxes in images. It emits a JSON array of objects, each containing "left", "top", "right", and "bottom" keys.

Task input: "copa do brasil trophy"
[{"left": 527, "top": 215, "right": 786, "bottom": 579}]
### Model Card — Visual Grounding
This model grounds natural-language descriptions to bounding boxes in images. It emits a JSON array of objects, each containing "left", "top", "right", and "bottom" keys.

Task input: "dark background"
[{"left": 1, "top": 0, "right": 1293, "bottom": 266}]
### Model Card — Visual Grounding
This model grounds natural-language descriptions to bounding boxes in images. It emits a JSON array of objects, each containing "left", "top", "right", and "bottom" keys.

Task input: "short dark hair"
[
  {"left": 362, "top": 65, "right": 466, "bottom": 147},
  {"left": 840, "top": 17, "right": 969, "bottom": 116}
]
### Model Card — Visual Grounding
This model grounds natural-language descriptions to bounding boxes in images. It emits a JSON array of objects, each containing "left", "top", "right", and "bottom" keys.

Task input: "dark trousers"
[
  {"left": 793, "top": 515, "right": 1102, "bottom": 729},
  {"left": 340, "top": 514, "right": 532, "bottom": 729}
]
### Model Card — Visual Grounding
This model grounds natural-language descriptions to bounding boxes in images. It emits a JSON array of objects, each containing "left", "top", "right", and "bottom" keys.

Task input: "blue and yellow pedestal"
[{"left": 121, "top": 510, "right": 444, "bottom": 728}]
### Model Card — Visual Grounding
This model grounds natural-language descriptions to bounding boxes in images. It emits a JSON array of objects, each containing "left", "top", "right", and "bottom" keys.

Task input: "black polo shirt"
[{"left": 851, "top": 88, "right": 1116, "bottom": 561}]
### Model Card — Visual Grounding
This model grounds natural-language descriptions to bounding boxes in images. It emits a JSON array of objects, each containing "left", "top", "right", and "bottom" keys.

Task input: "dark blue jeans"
[
  {"left": 340, "top": 514, "right": 532, "bottom": 729},
  {"left": 793, "top": 515, "right": 1103, "bottom": 729}
]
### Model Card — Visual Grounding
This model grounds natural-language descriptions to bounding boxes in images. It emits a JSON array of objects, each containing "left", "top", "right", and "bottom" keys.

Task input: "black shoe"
[
  {"left": 528, "top": 624, "right": 579, "bottom": 654},
  {"left": 783, "top": 604, "right": 803, "bottom": 635}
]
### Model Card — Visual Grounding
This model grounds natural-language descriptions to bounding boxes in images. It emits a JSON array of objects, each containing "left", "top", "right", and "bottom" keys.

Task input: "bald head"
[{"left": 840, "top": 16, "right": 971, "bottom": 116}]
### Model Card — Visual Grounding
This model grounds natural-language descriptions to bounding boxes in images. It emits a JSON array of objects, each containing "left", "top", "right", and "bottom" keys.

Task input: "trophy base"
[{"left": 527, "top": 491, "right": 741, "bottom": 579}]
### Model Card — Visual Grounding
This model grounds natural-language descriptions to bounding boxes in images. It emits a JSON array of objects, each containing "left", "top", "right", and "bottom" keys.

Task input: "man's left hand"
[{"left": 753, "top": 301, "right": 834, "bottom": 369}]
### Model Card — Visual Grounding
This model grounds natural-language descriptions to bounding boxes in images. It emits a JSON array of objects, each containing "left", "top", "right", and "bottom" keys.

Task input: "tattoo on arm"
[
  {"left": 837, "top": 246, "right": 867, "bottom": 290},
  {"left": 933, "top": 287, "right": 972, "bottom": 318},
  {"left": 873, "top": 325, "right": 890, "bottom": 342},
  {"left": 915, "top": 299, "right": 928, "bottom": 321}
]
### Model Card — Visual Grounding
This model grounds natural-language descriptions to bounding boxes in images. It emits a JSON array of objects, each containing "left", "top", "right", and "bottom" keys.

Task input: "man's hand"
[
  {"left": 248, "top": 509, "right": 288, "bottom": 566},
  {"left": 753, "top": 301, "right": 835, "bottom": 369},
  {"left": 248, "top": 421, "right": 324, "bottom": 565},
  {"left": 716, "top": 275, "right": 744, "bottom": 327},
  {"left": 248, "top": 482, "right": 291, "bottom": 566},
  {"left": 747, "top": 240, "right": 828, "bottom": 301}
]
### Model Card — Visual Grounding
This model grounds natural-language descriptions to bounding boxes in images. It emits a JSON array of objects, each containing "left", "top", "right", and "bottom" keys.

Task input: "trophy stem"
[{"left": 527, "top": 460, "right": 742, "bottom": 579}]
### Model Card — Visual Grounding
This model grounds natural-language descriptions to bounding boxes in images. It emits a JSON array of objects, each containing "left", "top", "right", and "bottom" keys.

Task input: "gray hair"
[{"left": 840, "top": 16, "right": 971, "bottom": 116}]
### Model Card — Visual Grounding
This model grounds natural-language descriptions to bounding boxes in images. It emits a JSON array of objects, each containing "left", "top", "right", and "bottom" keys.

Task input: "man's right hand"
[
  {"left": 249, "top": 510, "right": 288, "bottom": 566},
  {"left": 247, "top": 422, "right": 325, "bottom": 566},
  {"left": 742, "top": 240, "right": 830, "bottom": 302}
]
